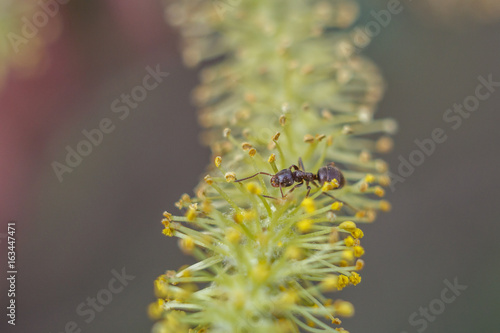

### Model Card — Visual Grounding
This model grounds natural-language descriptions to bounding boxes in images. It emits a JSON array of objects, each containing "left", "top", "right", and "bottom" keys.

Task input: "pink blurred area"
[
  {"left": 0, "top": 20, "right": 82, "bottom": 224},
  {"left": 0, "top": 0, "right": 175, "bottom": 227}
]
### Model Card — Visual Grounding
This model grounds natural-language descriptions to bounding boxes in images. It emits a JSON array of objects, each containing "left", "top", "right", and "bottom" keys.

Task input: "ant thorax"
[
  {"left": 292, "top": 170, "right": 314, "bottom": 182},
  {"left": 273, "top": 169, "right": 295, "bottom": 187}
]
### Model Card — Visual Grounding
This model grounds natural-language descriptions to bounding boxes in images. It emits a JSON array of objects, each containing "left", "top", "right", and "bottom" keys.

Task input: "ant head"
[{"left": 270, "top": 175, "right": 280, "bottom": 187}]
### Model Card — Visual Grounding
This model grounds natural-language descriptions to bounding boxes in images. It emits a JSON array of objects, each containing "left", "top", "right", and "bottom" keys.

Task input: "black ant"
[{"left": 235, "top": 158, "right": 346, "bottom": 201}]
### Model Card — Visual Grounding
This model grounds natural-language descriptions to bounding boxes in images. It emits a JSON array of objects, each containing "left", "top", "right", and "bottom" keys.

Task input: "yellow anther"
[
  {"left": 284, "top": 245, "right": 303, "bottom": 260},
  {"left": 353, "top": 246, "right": 365, "bottom": 257},
  {"left": 234, "top": 211, "right": 244, "bottom": 224},
  {"left": 329, "top": 229, "right": 339, "bottom": 243},
  {"left": 241, "top": 142, "right": 253, "bottom": 150},
  {"left": 268, "top": 153, "right": 276, "bottom": 163},
  {"left": 147, "top": 300, "right": 164, "bottom": 320},
  {"left": 252, "top": 262, "right": 270, "bottom": 283},
  {"left": 342, "top": 250, "right": 354, "bottom": 261},
  {"left": 279, "top": 290, "right": 298, "bottom": 306},
  {"left": 185, "top": 207, "right": 197, "bottom": 221},
  {"left": 223, "top": 128, "right": 231, "bottom": 137},
  {"left": 297, "top": 219, "right": 313, "bottom": 233},
  {"left": 321, "top": 275, "right": 339, "bottom": 291},
  {"left": 351, "top": 228, "right": 364, "bottom": 239},
  {"left": 359, "top": 182, "right": 368, "bottom": 192},
  {"left": 225, "top": 228, "right": 241, "bottom": 244},
  {"left": 232, "top": 290, "right": 245, "bottom": 309},
  {"left": 349, "top": 272, "right": 361, "bottom": 285},
  {"left": 334, "top": 300, "right": 354, "bottom": 317},
  {"left": 181, "top": 194, "right": 191, "bottom": 203},
  {"left": 337, "top": 275, "right": 349, "bottom": 290},
  {"left": 246, "top": 182, "right": 262, "bottom": 195},
  {"left": 322, "top": 109, "right": 333, "bottom": 119},
  {"left": 332, "top": 318, "right": 342, "bottom": 325},
  {"left": 355, "top": 210, "right": 366, "bottom": 218},
  {"left": 301, "top": 198, "right": 316, "bottom": 213},
  {"left": 365, "top": 174, "right": 375, "bottom": 183},
  {"left": 380, "top": 200, "right": 392, "bottom": 212},
  {"left": 236, "top": 209, "right": 256, "bottom": 224},
  {"left": 316, "top": 134, "right": 326, "bottom": 141},
  {"left": 359, "top": 151, "right": 371, "bottom": 163},
  {"left": 376, "top": 136, "right": 394, "bottom": 153},
  {"left": 162, "top": 227, "right": 174, "bottom": 237},
  {"left": 163, "top": 211, "right": 172, "bottom": 220},
  {"left": 248, "top": 148, "right": 257, "bottom": 157},
  {"left": 303, "top": 134, "right": 315, "bottom": 143},
  {"left": 379, "top": 175, "right": 391, "bottom": 187},
  {"left": 374, "top": 186, "right": 385, "bottom": 197},
  {"left": 225, "top": 172, "right": 236, "bottom": 182},
  {"left": 245, "top": 210, "right": 257, "bottom": 220},
  {"left": 327, "top": 211, "right": 337, "bottom": 222},
  {"left": 279, "top": 115, "right": 287, "bottom": 126},
  {"left": 365, "top": 209, "right": 377, "bottom": 222},
  {"left": 165, "top": 270, "right": 177, "bottom": 279},
  {"left": 161, "top": 219, "right": 170, "bottom": 227},
  {"left": 338, "top": 221, "right": 356, "bottom": 232},
  {"left": 180, "top": 237, "right": 195, "bottom": 254},
  {"left": 272, "top": 132, "right": 281, "bottom": 141},
  {"left": 214, "top": 156, "right": 222, "bottom": 167},
  {"left": 204, "top": 175, "right": 213, "bottom": 185},
  {"left": 201, "top": 200, "right": 213, "bottom": 214},
  {"left": 322, "top": 179, "right": 339, "bottom": 191},
  {"left": 154, "top": 279, "right": 168, "bottom": 298},
  {"left": 179, "top": 267, "right": 191, "bottom": 278},
  {"left": 331, "top": 201, "right": 344, "bottom": 211},
  {"left": 376, "top": 160, "right": 388, "bottom": 172},
  {"left": 237, "top": 109, "right": 251, "bottom": 121},
  {"left": 355, "top": 259, "right": 365, "bottom": 270},
  {"left": 344, "top": 236, "right": 355, "bottom": 247},
  {"left": 174, "top": 200, "right": 183, "bottom": 210},
  {"left": 342, "top": 125, "right": 353, "bottom": 135}
]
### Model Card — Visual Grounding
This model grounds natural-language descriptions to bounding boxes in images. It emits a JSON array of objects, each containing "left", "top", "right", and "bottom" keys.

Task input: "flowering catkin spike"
[{"left": 153, "top": 1, "right": 395, "bottom": 332}]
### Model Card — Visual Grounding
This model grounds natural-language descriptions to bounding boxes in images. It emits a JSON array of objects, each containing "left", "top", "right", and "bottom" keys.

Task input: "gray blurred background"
[{"left": 0, "top": 0, "right": 499, "bottom": 332}]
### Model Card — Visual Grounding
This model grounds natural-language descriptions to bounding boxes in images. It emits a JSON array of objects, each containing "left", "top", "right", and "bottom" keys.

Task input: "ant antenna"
[{"left": 234, "top": 172, "right": 273, "bottom": 183}]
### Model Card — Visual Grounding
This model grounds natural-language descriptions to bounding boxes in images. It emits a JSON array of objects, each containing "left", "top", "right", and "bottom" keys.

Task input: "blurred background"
[{"left": 0, "top": 0, "right": 499, "bottom": 332}]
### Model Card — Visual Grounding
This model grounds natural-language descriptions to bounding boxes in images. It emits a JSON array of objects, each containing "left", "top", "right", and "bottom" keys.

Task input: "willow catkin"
[{"left": 151, "top": 1, "right": 396, "bottom": 332}]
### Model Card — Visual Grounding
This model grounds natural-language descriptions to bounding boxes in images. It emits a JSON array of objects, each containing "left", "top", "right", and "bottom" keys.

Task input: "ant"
[{"left": 235, "top": 158, "right": 346, "bottom": 201}]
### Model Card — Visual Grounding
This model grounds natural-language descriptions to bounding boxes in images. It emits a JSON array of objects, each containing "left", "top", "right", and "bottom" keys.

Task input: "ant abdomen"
[{"left": 318, "top": 163, "right": 345, "bottom": 189}]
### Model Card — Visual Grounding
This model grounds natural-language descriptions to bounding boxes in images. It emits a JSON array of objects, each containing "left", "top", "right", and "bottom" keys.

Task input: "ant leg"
[
  {"left": 285, "top": 182, "right": 304, "bottom": 197},
  {"left": 321, "top": 192, "right": 358, "bottom": 212},
  {"left": 263, "top": 185, "right": 291, "bottom": 200},
  {"left": 289, "top": 165, "right": 300, "bottom": 171},
  {"left": 304, "top": 181, "right": 312, "bottom": 197},
  {"left": 298, "top": 157, "right": 305, "bottom": 171},
  {"left": 234, "top": 172, "right": 273, "bottom": 182}
]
